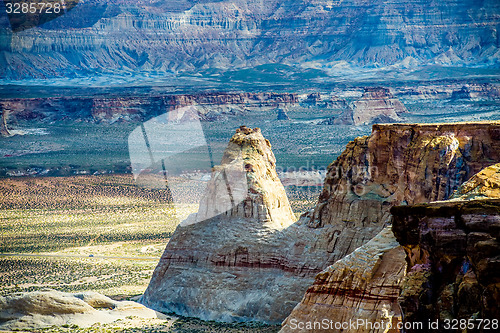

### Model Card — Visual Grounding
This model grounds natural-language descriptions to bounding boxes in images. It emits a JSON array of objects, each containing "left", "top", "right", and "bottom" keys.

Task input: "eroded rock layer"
[
  {"left": 308, "top": 121, "right": 500, "bottom": 258},
  {"left": 143, "top": 122, "right": 500, "bottom": 324},
  {"left": 280, "top": 122, "right": 499, "bottom": 331},
  {"left": 352, "top": 87, "right": 407, "bottom": 125},
  {"left": 392, "top": 199, "right": 500, "bottom": 332},
  {"left": 141, "top": 126, "right": 303, "bottom": 323},
  {"left": 281, "top": 226, "right": 406, "bottom": 333},
  {"left": 0, "top": 92, "right": 297, "bottom": 124},
  {"left": 2, "top": 0, "right": 499, "bottom": 79}
]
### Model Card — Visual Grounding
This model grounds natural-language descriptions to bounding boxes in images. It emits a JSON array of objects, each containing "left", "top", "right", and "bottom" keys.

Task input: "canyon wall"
[
  {"left": 280, "top": 123, "right": 500, "bottom": 332},
  {"left": 142, "top": 121, "right": 500, "bottom": 325},
  {"left": 1, "top": 0, "right": 498, "bottom": 79},
  {"left": 391, "top": 163, "right": 500, "bottom": 332},
  {"left": 322, "top": 87, "right": 408, "bottom": 125},
  {"left": 0, "top": 92, "right": 297, "bottom": 124},
  {"left": 281, "top": 226, "right": 406, "bottom": 333}
]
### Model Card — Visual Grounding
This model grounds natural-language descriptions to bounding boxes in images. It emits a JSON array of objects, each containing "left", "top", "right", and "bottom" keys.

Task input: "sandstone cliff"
[
  {"left": 308, "top": 122, "right": 500, "bottom": 249},
  {"left": 320, "top": 87, "right": 407, "bottom": 125},
  {"left": 390, "top": 163, "right": 500, "bottom": 331},
  {"left": 280, "top": 123, "right": 499, "bottom": 332},
  {"left": 281, "top": 226, "right": 406, "bottom": 333},
  {"left": 141, "top": 126, "right": 305, "bottom": 323},
  {"left": 143, "top": 122, "right": 500, "bottom": 325},
  {"left": 2, "top": 0, "right": 498, "bottom": 79},
  {"left": 392, "top": 201, "right": 500, "bottom": 330},
  {"left": 0, "top": 92, "right": 297, "bottom": 124},
  {"left": 352, "top": 88, "right": 407, "bottom": 125}
]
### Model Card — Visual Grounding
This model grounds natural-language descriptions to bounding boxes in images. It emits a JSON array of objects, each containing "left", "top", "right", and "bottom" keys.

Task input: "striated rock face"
[
  {"left": 2, "top": 0, "right": 499, "bottom": 79},
  {"left": 0, "top": 92, "right": 297, "bottom": 124},
  {"left": 449, "top": 163, "right": 500, "bottom": 201},
  {"left": 392, "top": 198, "right": 500, "bottom": 331},
  {"left": 351, "top": 87, "right": 407, "bottom": 125},
  {"left": 321, "top": 87, "right": 407, "bottom": 125},
  {"left": 143, "top": 122, "right": 500, "bottom": 325},
  {"left": 0, "top": 105, "right": 11, "bottom": 137},
  {"left": 141, "top": 126, "right": 304, "bottom": 323},
  {"left": 281, "top": 226, "right": 406, "bottom": 333},
  {"left": 280, "top": 122, "right": 499, "bottom": 332},
  {"left": 308, "top": 122, "right": 500, "bottom": 251}
]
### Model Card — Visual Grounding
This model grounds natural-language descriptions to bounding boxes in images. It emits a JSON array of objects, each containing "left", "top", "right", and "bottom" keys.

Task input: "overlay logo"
[{"left": 2, "top": 0, "right": 79, "bottom": 32}]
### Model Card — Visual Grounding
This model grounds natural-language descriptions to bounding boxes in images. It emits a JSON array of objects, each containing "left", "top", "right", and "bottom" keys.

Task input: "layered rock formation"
[
  {"left": 351, "top": 88, "right": 407, "bottom": 125},
  {"left": 449, "top": 163, "right": 500, "bottom": 201},
  {"left": 392, "top": 195, "right": 500, "bottom": 330},
  {"left": 396, "top": 83, "right": 500, "bottom": 101},
  {"left": 143, "top": 121, "right": 500, "bottom": 325},
  {"left": 281, "top": 226, "right": 406, "bottom": 333},
  {"left": 276, "top": 108, "right": 290, "bottom": 121},
  {"left": 0, "top": 92, "right": 297, "bottom": 124},
  {"left": 0, "top": 105, "right": 11, "bottom": 137},
  {"left": 318, "top": 87, "right": 407, "bottom": 125},
  {"left": 1, "top": 0, "right": 499, "bottom": 79},
  {"left": 280, "top": 122, "right": 499, "bottom": 331},
  {"left": 307, "top": 122, "right": 500, "bottom": 254},
  {"left": 0, "top": 290, "right": 167, "bottom": 330},
  {"left": 141, "top": 126, "right": 304, "bottom": 323}
]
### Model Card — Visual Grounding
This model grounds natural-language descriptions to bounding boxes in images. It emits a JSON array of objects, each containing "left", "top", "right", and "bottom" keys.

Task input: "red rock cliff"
[
  {"left": 142, "top": 122, "right": 500, "bottom": 326},
  {"left": 281, "top": 122, "right": 500, "bottom": 332}
]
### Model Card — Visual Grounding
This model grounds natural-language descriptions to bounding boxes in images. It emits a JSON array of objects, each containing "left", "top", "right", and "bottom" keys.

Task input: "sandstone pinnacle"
[{"left": 187, "top": 125, "right": 295, "bottom": 228}]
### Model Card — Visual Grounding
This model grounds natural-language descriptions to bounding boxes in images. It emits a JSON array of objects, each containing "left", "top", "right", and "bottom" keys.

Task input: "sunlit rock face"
[
  {"left": 307, "top": 122, "right": 500, "bottom": 259},
  {"left": 352, "top": 87, "right": 407, "bottom": 125},
  {"left": 0, "top": 290, "right": 166, "bottom": 331},
  {"left": 280, "top": 122, "right": 500, "bottom": 332},
  {"left": 141, "top": 126, "right": 305, "bottom": 323},
  {"left": 281, "top": 227, "right": 406, "bottom": 333},
  {"left": 392, "top": 176, "right": 500, "bottom": 332},
  {"left": 0, "top": 93, "right": 297, "bottom": 124},
  {"left": 142, "top": 122, "right": 500, "bottom": 324},
  {"left": 1, "top": 0, "right": 499, "bottom": 79},
  {"left": 325, "top": 87, "right": 408, "bottom": 125}
]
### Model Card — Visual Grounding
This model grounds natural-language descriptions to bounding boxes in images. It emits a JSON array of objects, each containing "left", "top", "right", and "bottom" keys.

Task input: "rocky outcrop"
[
  {"left": 281, "top": 226, "right": 406, "bottom": 333},
  {"left": 449, "top": 163, "right": 500, "bottom": 201},
  {"left": 351, "top": 87, "right": 407, "bottom": 125},
  {"left": 2, "top": 0, "right": 498, "bottom": 80},
  {"left": 142, "top": 122, "right": 500, "bottom": 325},
  {"left": 0, "top": 92, "right": 297, "bottom": 124},
  {"left": 0, "top": 290, "right": 167, "bottom": 331},
  {"left": 390, "top": 162, "right": 500, "bottom": 331},
  {"left": 392, "top": 198, "right": 500, "bottom": 332},
  {"left": 308, "top": 122, "right": 500, "bottom": 254},
  {"left": 396, "top": 83, "right": 500, "bottom": 101},
  {"left": 141, "top": 126, "right": 304, "bottom": 323},
  {"left": 319, "top": 87, "right": 407, "bottom": 125},
  {"left": 318, "top": 105, "right": 354, "bottom": 125},
  {"left": 276, "top": 108, "right": 290, "bottom": 121},
  {"left": 280, "top": 122, "right": 499, "bottom": 332},
  {"left": 0, "top": 105, "right": 11, "bottom": 137}
]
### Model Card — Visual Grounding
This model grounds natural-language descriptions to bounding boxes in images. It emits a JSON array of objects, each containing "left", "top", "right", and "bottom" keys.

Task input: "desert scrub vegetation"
[
  {"left": 0, "top": 174, "right": 318, "bottom": 253},
  {"left": 0, "top": 175, "right": 198, "bottom": 253},
  {"left": 0, "top": 256, "right": 156, "bottom": 297},
  {"left": 285, "top": 185, "right": 322, "bottom": 214},
  {"left": 27, "top": 317, "right": 280, "bottom": 333}
]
